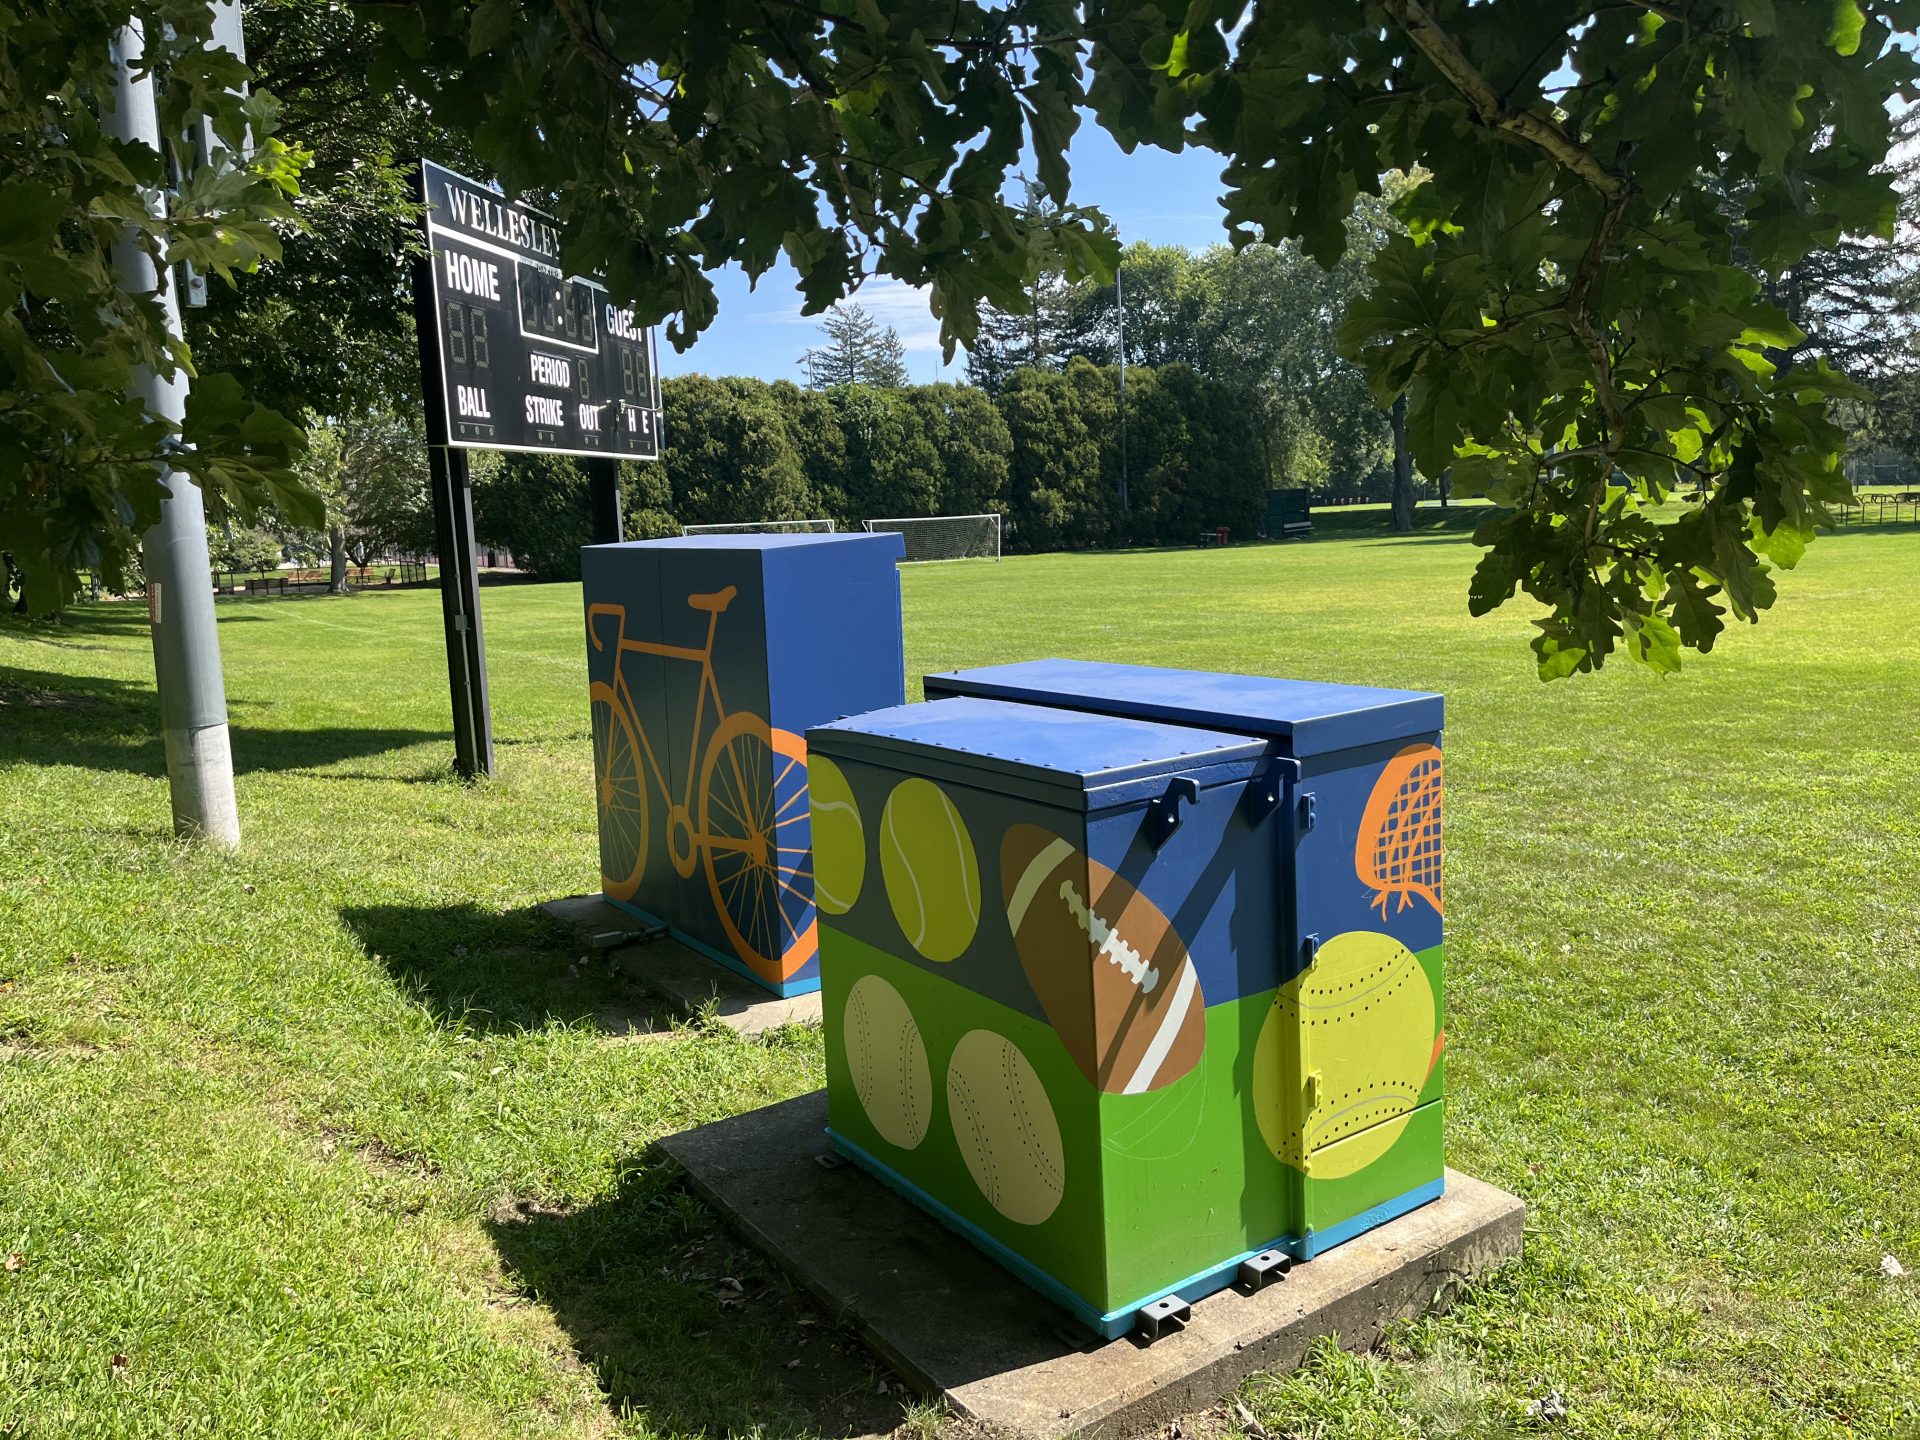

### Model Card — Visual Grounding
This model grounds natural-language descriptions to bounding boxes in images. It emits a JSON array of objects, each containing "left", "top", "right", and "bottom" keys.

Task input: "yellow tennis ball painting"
[
  {"left": 842, "top": 974, "right": 932, "bottom": 1150},
  {"left": 946, "top": 1029, "right": 1066, "bottom": 1225},
  {"left": 1254, "top": 931, "right": 1438, "bottom": 1180},
  {"left": 807, "top": 754, "right": 865, "bottom": 916},
  {"left": 880, "top": 778, "right": 980, "bottom": 962}
]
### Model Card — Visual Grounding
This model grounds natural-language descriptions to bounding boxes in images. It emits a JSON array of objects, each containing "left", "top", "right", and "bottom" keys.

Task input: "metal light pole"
[
  {"left": 1115, "top": 261, "right": 1129, "bottom": 510},
  {"left": 105, "top": 16, "right": 242, "bottom": 847}
]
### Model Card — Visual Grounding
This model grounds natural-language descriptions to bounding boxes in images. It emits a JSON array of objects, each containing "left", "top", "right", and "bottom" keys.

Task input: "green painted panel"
[
  {"left": 1302, "top": 1099, "right": 1445, "bottom": 1238},
  {"left": 821, "top": 925, "right": 1110, "bottom": 1305}
]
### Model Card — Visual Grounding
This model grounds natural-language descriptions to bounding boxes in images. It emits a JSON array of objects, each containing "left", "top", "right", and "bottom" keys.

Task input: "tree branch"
[{"left": 1378, "top": 0, "right": 1630, "bottom": 202}]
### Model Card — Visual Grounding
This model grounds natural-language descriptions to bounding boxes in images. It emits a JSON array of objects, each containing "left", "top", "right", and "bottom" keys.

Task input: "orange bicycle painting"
[{"left": 586, "top": 586, "right": 817, "bottom": 984}]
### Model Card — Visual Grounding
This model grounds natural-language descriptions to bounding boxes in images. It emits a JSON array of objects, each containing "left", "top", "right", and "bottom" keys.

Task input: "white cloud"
[{"left": 764, "top": 275, "right": 947, "bottom": 353}]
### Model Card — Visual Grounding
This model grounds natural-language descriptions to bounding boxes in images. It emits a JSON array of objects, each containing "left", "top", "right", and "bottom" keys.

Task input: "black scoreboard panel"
[{"left": 419, "top": 160, "right": 663, "bottom": 461}]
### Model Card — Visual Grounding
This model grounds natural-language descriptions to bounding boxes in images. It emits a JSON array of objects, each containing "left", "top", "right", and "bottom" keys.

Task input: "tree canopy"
[
  {"left": 0, "top": 1, "right": 318, "bottom": 612},
  {"left": 7, "top": 1, "right": 1917, "bottom": 675}
]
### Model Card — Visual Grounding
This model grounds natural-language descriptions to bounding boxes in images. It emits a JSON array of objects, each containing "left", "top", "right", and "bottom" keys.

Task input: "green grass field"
[{"left": 3, "top": 518, "right": 1917, "bottom": 1438}]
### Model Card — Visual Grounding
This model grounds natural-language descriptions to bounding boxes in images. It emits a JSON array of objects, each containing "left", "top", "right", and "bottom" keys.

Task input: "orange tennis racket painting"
[{"left": 1355, "top": 743, "right": 1443, "bottom": 918}]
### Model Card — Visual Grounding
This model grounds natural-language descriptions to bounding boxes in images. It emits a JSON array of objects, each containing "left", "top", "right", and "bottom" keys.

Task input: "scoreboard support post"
[
  {"left": 411, "top": 199, "right": 496, "bottom": 783},
  {"left": 411, "top": 158, "right": 662, "bottom": 782},
  {"left": 586, "top": 457, "right": 623, "bottom": 545},
  {"left": 427, "top": 444, "right": 494, "bottom": 780}
]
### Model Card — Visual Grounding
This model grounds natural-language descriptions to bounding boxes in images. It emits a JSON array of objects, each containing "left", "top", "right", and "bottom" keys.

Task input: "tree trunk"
[
  {"left": 1439, "top": 468, "right": 1451, "bottom": 511},
  {"left": 1390, "top": 395, "right": 1415, "bottom": 532},
  {"left": 327, "top": 525, "right": 350, "bottom": 595}
]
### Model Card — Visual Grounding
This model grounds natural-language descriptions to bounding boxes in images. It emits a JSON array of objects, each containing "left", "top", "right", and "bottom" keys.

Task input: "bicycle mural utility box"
[
  {"left": 581, "top": 533, "right": 906, "bottom": 996},
  {"left": 807, "top": 664, "right": 1443, "bottom": 1338}
]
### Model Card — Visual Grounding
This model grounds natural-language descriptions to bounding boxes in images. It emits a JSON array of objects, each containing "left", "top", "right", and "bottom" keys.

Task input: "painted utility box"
[
  {"left": 809, "top": 664, "right": 1443, "bottom": 1337},
  {"left": 582, "top": 533, "right": 905, "bottom": 996}
]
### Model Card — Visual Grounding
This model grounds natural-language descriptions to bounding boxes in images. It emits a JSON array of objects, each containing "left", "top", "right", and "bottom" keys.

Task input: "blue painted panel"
[
  {"left": 924, "top": 659, "right": 1441, "bottom": 758},
  {"left": 581, "top": 545, "right": 681, "bottom": 928},
  {"left": 814, "top": 697, "right": 1266, "bottom": 800},
  {"left": 654, "top": 547, "right": 776, "bottom": 977},
  {"left": 760, "top": 533, "right": 906, "bottom": 736},
  {"left": 1293, "top": 738, "right": 1444, "bottom": 969},
  {"left": 1085, "top": 777, "right": 1285, "bottom": 1010},
  {"left": 580, "top": 534, "right": 908, "bottom": 997}
]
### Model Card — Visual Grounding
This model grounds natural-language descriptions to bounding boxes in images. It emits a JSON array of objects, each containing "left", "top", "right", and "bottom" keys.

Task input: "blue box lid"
[
  {"left": 808, "top": 697, "right": 1266, "bottom": 807},
  {"left": 583, "top": 532, "right": 906, "bottom": 557},
  {"left": 922, "top": 659, "right": 1441, "bottom": 758}
]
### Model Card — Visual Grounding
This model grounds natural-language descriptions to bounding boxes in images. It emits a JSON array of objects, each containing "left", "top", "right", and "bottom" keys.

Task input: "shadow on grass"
[
  {"left": 3, "top": 603, "right": 272, "bottom": 640},
  {"left": 342, "top": 902, "right": 668, "bottom": 1036},
  {"left": 0, "top": 664, "right": 443, "bottom": 778},
  {"left": 487, "top": 1160, "right": 908, "bottom": 1437},
  {"left": 1353, "top": 531, "right": 1480, "bottom": 548}
]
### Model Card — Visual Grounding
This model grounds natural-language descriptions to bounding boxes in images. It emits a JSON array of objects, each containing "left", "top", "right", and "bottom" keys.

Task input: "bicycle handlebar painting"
[{"left": 579, "top": 535, "right": 908, "bottom": 997}]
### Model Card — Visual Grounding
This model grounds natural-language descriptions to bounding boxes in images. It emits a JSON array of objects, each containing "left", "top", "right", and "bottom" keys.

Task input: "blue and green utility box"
[
  {"left": 581, "top": 533, "right": 905, "bottom": 996},
  {"left": 807, "top": 660, "right": 1444, "bottom": 1336}
]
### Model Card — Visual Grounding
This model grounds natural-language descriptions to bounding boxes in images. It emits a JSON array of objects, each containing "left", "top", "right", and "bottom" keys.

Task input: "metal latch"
[
  {"left": 1242, "top": 755, "right": 1299, "bottom": 824},
  {"left": 1143, "top": 776, "right": 1201, "bottom": 850},
  {"left": 1301, "top": 932, "right": 1321, "bottom": 967}
]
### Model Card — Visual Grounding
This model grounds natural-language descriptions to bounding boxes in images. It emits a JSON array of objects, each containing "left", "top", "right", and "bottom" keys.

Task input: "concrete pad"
[
  {"left": 655, "top": 1091, "right": 1524, "bottom": 1439},
  {"left": 537, "top": 895, "right": 823, "bottom": 1037}
]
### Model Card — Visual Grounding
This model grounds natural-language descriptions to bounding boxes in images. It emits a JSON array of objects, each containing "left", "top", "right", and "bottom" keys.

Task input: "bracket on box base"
[
  {"left": 1237, "top": 1249, "right": 1292, "bottom": 1291},
  {"left": 589, "top": 923, "right": 669, "bottom": 951},
  {"left": 1134, "top": 1294, "right": 1192, "bottom": 1342}
]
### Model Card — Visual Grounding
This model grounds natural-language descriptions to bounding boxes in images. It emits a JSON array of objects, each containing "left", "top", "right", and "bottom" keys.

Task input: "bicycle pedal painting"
[{"left": 580, "top": 533, "right": 907, "bottom": 996}]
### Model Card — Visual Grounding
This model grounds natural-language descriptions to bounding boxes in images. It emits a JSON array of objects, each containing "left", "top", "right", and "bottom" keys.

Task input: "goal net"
[
  {"left": 863, "top": 513, "right": 1002, "bottom": 562},
  {"left": 681, "top": 518, "right": 836, "bottom": 536}
]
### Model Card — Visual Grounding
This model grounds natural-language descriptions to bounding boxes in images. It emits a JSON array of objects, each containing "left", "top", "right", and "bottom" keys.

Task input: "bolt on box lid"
[
  {"left": 807, "top": 696, "right": 1268, "bottom": 810},
  {"left": 923, "top": 659, "right": 1441, "bottom": 757}
]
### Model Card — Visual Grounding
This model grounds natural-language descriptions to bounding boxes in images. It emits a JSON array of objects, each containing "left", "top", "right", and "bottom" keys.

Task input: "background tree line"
[{"left": 468, "top": 362, "right": 1265, "bottom": 579}]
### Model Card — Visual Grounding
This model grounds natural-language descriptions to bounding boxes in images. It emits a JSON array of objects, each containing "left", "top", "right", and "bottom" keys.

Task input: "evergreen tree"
[{"left": 801, "top": 303, "right": 909, "bottom": 388}]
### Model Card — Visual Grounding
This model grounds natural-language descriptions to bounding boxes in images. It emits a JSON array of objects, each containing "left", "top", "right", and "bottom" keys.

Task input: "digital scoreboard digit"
[{"left": 418, "top": 159, "right": 662, "bottom": 461}]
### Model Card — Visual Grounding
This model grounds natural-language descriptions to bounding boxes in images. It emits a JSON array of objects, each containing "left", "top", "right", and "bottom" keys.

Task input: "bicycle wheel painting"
[
  {"left": 699, "top": 713, "right": 818, "bottom": 983},
  {"left": 589, "top": 680, "right": 648, "bottom": 901}
]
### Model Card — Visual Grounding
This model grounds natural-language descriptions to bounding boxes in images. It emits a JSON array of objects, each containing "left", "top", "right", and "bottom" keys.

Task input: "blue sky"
[{"left": 660, "top": 130, "right": 1236, "bottom": 384}]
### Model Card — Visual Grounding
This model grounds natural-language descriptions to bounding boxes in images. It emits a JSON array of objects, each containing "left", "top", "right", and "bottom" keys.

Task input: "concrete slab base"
[
  {"left": 655, "top": 1091, "right": 1525, "bottom": 1439},
  {"left": 537, "top": 895, "right": 823, "bottom": 1037}
]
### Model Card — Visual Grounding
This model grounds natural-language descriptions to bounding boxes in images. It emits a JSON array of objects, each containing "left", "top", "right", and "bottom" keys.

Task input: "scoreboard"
[{"left": 418, "top": 159, "right": 662, "bottom": 461}]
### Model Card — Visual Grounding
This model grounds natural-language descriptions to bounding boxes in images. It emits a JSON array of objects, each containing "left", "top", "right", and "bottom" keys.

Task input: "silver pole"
[
  {"left": 1115, "top": 262, "right": 1129, "bottom": 509},
  {"left": 105, "top": 18, "right": 242, "bottom": 847}
]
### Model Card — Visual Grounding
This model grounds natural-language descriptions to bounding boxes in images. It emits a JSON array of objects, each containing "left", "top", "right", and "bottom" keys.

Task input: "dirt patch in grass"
[{"left": 0, "top": 681, "right": 102, "bottom": 712}]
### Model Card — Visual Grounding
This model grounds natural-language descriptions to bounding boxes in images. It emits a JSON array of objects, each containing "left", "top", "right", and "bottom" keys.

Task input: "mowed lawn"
[{"left": 3, "top": 519, "right": 1917, "bottom": 1439}]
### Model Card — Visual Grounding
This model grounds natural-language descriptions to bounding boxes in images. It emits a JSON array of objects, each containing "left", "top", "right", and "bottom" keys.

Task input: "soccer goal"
[
  {"left": 680, "top": 518, "right": 837, "bottom": 536},
  {"left": 863, "top": 513, "right": 1002, "bottom": 562}
]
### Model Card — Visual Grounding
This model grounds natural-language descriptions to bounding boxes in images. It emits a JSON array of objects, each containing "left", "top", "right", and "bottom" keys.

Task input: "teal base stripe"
[
  {"left": 603, "top": 895, "right": 822, "bottom": 998},
  {"left": 831, "top": 1131, "right": 1450, "bottom": 1339},
  {"left": 1297, "top": 1176, "right": 1446, "bottom": 1260}
]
